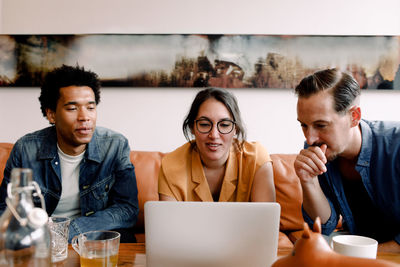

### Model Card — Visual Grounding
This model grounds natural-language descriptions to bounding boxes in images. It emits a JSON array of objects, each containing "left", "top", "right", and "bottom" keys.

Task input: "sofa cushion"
[
  {"left": 279, "top": 231, "right": 294, "bottom": 249},
  {"left": 271, "top": 154, "right": 304, "bottom": 232}
]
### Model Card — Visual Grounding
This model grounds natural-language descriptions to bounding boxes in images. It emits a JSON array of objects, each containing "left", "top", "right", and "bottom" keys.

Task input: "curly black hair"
[{"left": 38, "top": 64, "right": 101, "bottom": 117}]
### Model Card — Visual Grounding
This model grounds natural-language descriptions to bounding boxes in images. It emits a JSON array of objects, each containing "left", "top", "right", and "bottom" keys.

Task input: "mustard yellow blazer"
[{"left": 158, "top": 140, "right": 271, "bottom": 201}]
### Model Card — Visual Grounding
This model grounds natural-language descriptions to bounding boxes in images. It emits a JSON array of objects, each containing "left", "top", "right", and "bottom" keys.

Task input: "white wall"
[
  {"left": 2, "top": 0, "right": 400, "bottom": 35},
  {"left": 1, "top": 0, "right": 400, "bottom": 153}
]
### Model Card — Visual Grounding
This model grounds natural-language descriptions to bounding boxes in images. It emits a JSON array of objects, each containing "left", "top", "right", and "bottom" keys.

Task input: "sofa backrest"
[
  {"left": 271, "top": 154, "right": 303, "bottom": 231},
  {"left": 130, "top": 150, "right": 164, "bottom": 231},
  {"left": 0, "top": 143, "right": 304, "bottom": 234},
  {"left": 0, "top": 143, "right": 13, "bottom": 183}
]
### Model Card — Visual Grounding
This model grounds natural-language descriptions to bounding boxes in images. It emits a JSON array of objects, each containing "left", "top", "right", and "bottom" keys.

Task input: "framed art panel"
[{"left": 0, "top": 34, "right": 399, "bottom": 89}]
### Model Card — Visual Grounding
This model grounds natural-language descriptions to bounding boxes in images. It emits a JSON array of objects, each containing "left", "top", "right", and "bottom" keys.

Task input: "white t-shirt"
[{"left": 52, "top": 145, "right": 83, "bottom": 219}]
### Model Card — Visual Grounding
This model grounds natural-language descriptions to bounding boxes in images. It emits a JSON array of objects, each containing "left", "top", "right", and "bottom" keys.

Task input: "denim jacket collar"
[
  {"left": 37, "top": 127, "right": 58, "bottom": 160},
  {"left": 85, "top": 131, "right": 102, "bottom": 164},
  {"left": 37, "top": 126, "right": 102, "bottom": 163}
]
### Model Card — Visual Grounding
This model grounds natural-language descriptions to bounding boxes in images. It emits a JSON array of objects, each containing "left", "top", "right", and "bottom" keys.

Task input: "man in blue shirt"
[
  {"left": 294, "top": 68, "right": 400, "bottom": 253},
  {"left": 0, "top": 65, "right": 139, "bottom": 242}
]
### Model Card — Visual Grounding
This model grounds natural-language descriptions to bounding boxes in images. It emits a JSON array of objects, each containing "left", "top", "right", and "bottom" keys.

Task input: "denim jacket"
[
  {"left": 302, "top": 120, "right": 400, "bottom": 244},
  {"left": 0, "top": 126, "right": 139, "bottom": 241}
]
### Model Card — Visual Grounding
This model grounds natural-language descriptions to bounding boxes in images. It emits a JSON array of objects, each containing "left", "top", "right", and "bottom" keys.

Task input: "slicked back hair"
[{"left": 295, "top": 68, "right": 361, "bottom": 114}]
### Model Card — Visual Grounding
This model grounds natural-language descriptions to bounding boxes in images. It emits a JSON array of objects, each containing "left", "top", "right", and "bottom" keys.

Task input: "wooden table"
[
  {"left": 277, "top": 248, "right": 400, "bottom": 264},
  {"left": 53, "top": 243, "right": 400, "bottom": 266},
  {"left": 52, "top": 243, "right": 146, "bottom": 267}
]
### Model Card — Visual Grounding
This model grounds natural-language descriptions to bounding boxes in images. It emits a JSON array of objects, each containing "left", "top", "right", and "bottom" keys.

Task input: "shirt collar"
[{"left": 357, "top": 119, "right": 372, "bottom": 167}]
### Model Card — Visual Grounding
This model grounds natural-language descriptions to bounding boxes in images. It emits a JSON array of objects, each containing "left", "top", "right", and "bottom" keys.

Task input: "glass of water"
[{"left": 48, "top": 216, "right": 70, "bottom": 262}]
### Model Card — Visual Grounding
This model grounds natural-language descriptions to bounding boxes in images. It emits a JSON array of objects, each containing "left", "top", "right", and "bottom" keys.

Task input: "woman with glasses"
[{"left": 158, "top": 87, "right": 275, "bottom": 202}]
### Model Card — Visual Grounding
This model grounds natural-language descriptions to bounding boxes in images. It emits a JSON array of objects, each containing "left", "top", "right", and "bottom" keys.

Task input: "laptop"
[{"left": 145, "top": 201, "right": 281, "bottom": 267}]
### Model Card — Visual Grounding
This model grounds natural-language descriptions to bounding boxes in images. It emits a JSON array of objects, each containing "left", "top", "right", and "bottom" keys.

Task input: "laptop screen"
[{"left": 145, "top": 201, "right": 280, "bottom": 267}]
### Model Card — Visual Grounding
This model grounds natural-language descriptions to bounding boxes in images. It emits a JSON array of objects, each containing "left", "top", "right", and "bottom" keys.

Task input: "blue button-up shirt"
[
  {"left": 303, "top": 119, "right": 400, "bottom": 244},
  {"left": 0, "top": 126, "right": 139, "bottom": 241}
]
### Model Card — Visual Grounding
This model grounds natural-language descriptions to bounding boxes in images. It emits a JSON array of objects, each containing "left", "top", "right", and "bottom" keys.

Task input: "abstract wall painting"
[{"left": 0, "top": 34, "right": 399, "bottom": 89}]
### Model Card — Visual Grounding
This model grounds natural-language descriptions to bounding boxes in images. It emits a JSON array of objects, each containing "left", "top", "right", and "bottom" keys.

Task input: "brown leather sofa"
[{"left": 0, "top": 142, "right": 305, "bottom": 248}]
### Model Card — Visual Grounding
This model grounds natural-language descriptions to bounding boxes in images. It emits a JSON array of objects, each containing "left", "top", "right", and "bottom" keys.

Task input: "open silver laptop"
[{"left": 145, "top": 201, "right": 280, "bottom": 267}]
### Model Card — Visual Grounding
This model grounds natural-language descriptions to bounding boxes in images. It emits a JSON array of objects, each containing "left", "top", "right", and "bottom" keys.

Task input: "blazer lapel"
[{"left": 191, "top": 150, "right": 213, "bottom": 201}]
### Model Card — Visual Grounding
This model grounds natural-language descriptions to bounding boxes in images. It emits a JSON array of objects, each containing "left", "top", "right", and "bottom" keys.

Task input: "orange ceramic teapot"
[{"left": 272, "top": 217, "right": 398, "bottom": 267}]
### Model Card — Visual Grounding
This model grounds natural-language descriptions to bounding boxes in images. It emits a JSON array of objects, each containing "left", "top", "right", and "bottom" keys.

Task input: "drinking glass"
[
  {"left": 48, "top": 216, "right": 70, "bottom": 262},
  {"left": 72, "top": 230, "right": 120, "bottom": 267}
]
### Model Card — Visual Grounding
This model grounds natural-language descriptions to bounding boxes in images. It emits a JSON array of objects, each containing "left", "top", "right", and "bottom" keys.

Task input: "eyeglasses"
[{"left": 195, "top": 118, "right": 236, "bottom": 134}]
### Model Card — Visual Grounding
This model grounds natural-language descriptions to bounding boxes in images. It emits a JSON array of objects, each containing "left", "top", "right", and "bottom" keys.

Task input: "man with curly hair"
[{"left": 0, "top": 65, "right": 138, "bottom": 242}]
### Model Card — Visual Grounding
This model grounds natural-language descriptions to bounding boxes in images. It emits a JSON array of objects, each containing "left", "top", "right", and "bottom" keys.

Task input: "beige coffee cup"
[{"left": 332, "top": 235, "right": 378, "bottom": 259}]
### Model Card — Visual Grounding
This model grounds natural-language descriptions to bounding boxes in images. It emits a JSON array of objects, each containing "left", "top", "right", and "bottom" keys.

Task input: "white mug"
[{"left": 332, "top": 235, "right": 378, "bottom": 259}]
